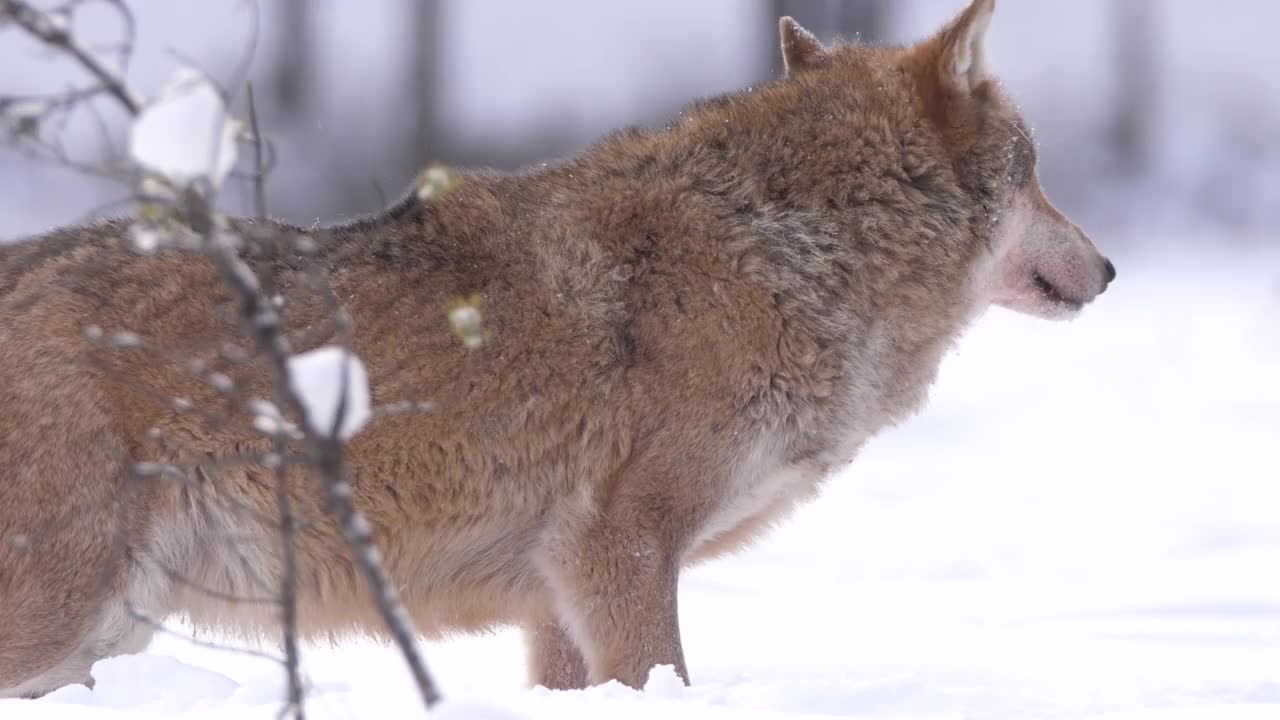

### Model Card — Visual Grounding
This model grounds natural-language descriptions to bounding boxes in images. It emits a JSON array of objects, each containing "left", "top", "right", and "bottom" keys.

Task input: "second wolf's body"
[{"left": 0, "top": 0, "right": 1113, "bottom": 698}]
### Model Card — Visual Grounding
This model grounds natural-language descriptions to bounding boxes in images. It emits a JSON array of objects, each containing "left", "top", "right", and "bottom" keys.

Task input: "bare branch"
[
  {"left": 202, "top": 219, "right": 442, "bottom": 708},
  {"left": 98, "top": 0, "right": 137, "bottom": 73},
  {"left": 151, "top": 555, "right": 279, "bottom": 607},
  {"left": 271, "top": 433, "right": 305, "bottom": 719},
  {"left": 7, "top": 135, "right": 131, "bottom": 180},
  {"left": 274, "top": 490, "right": 305, "bottom": 717},
  {"left": 1, "top": 0, "right": 143, "bottom": 115},
  {"left": 126, "top": 603, "right": 285, "bottom": 665},
  {"left": 5, "top": 3, "right": 444, "bottom": 709}
]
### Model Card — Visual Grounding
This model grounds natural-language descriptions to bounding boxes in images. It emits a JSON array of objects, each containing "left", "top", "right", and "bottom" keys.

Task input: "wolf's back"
[{"left": 0, "top": 221, "right": 131, "bottom": 301}]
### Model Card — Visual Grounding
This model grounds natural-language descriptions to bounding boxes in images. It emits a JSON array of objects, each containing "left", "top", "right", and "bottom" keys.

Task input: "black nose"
[{"left": 1102, "top": 258, "right": 1116, "bottom": 285}]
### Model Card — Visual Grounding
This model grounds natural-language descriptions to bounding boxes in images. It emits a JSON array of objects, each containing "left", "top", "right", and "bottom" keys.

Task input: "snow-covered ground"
[{"left": 3, "top": 241, "right": 1278, "bottom": 719}]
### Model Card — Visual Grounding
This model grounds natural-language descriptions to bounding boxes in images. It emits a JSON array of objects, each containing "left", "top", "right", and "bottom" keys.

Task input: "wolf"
[{"left": 0, "top": 0, "right": 1113, "bottom": 698}]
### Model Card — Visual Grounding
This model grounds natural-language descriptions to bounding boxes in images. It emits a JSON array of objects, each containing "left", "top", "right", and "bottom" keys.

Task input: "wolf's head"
[{"left": 780, "top": 0, "right": 1114, "bottom": 320}]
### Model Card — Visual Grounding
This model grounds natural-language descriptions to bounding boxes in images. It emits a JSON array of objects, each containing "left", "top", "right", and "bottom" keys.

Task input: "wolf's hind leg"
[
  {"left": 0, "top": 473, "right": 164, "bottom": 698},
  {"left": 0, "top": 448, "right": 171, "bottom": 699},
  {"left": 0, "top": 346, "right": 168, "bottom": 698},
  {"left": 0, "top": 575, "right": 165, "bottom": 699}
]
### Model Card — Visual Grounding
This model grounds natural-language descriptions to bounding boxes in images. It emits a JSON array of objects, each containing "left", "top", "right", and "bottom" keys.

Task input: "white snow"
[
  {"left": 41, "top": 655, "right": 239, "bottom": 711},
  {"left": 287, "top": 346, "right": 372, "bottom": 440},
  {"left": 129, "top": 223, "right": 162, "bottom": 253},
  {"left": 2, "top": 244, "right": 1278, "bottom": 719},
  {"left": 248, "top": 398, "right": 292, "bottom": 437},
  {"left": 129, "top": 67, "right": 238, "bottom": 188}
]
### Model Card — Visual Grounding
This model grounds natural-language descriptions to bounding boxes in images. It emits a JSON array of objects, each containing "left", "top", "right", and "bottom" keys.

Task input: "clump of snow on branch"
[
  {"left": 129, "top": 224, "right": 161, "bottom": 253},
  {"left": 248, "top": 398, "right": 295, "bottom": 438},
  {"left": 415, "top": 163, "right": 459, "bottom": 201},
  {"left": 287, "top": 347, "right": 372, "bottom": 440},
  {"left": 129, "top": 67, "right": 238, "bottom": 187},
  {"left": 447, "top": 294, "right": 486, "bottom": 350}
]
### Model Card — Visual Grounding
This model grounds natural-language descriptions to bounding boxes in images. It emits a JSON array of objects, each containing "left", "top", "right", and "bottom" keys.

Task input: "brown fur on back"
[{"left": 1, "top": 3, "right": 1049, "bottom": 694}]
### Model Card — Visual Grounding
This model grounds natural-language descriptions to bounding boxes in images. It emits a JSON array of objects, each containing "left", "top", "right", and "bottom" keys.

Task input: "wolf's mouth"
[{"left": 1032, "top": 273, "right": 1084, "bottom": 311}]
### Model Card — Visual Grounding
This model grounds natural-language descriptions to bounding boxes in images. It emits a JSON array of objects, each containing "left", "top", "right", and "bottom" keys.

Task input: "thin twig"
[
  {"left": 10, "top": 135, "right": 131, "bottom": 181},
  {"left": 225, "top": 0, "right": 262, "bottom": 104},
  {"left": 1, "top": 0, "right": 143, "bottom": 114},
  {"left": 126, "top": 603, "right": 285, "bottom": 664},
  {"left": 203, "top": 222, "right": 442, "bottom": 709},
  {"left": 246, "top": 83, "right": 268, "bottom": 220},
  {"left": 272, "top": 434, "right": 305, "bottom": 719},
  {"left": 98, "top": 0, "right": 137, "bottom": 73},
  {"left": 152, "top": 556, "right": 279, "bottom": 606}
]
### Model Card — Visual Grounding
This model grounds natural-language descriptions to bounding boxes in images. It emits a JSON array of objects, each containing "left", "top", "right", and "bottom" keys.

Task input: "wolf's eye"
[{"left": 1007, "top": 121, "right": 1037, "bottom": 186}]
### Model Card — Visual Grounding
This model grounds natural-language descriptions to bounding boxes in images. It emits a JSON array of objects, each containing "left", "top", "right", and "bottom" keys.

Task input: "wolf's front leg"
[
  {"left": 524, "top": 619, "right": 589, "bottom": 690},
  {"left": 541, "top": 495, "right": 689, "bottom": 689}
]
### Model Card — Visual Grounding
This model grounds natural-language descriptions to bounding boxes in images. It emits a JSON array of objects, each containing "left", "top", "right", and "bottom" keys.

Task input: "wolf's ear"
[
  {"left": 779, "top": 17, "right": 829, "bottom": 75},
  {"left": 938, "top": 0, "right": 996, "bottom": 94}
]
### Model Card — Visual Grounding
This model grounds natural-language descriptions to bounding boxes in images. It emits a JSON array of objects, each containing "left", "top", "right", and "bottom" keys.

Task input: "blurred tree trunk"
[
  {"left": 1109, "top": 0, "right": 1157, "bottom": 177},
  {"left": 272, "top": 0, "right": 311, "bottom": 118},
  {"left": 767, "top": 0, "right": 891, "bottom": 77},
  {"left": 336, "top": 0, "right": 444, "bottom": 212},
  {"left": 410, "top": 0, "right": 443, "bottom": 168}
]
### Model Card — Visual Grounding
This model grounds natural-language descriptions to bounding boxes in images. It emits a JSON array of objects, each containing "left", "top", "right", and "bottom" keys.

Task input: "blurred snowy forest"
[{"left": 2, "top": 0, "right": 1278, "bottom": 242}]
